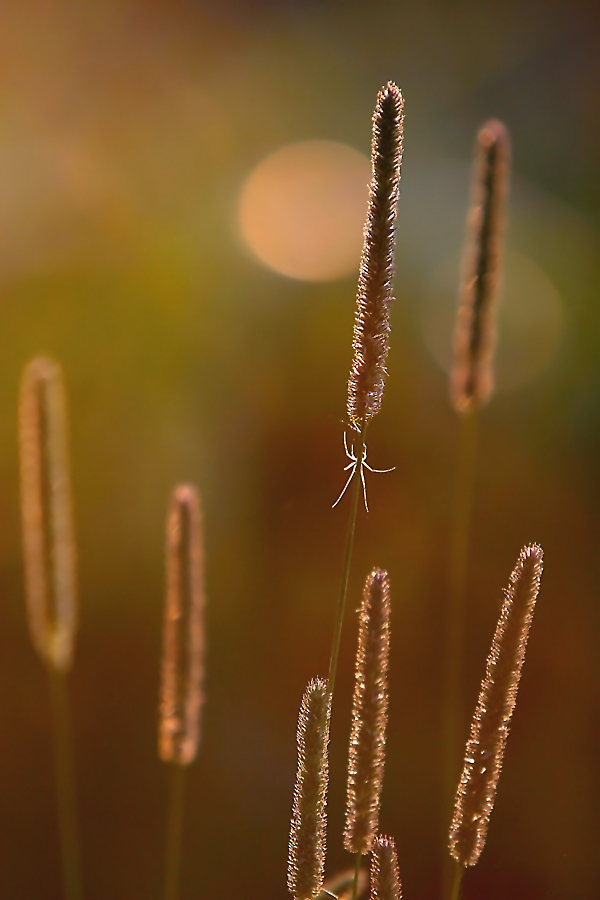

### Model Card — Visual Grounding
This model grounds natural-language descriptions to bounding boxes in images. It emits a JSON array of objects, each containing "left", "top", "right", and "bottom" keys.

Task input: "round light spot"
[
  {"left": 421, "top": 250, "right": 563, "bottom": 392},
  {"left": 238, "top": 140, "right": 370, "bottom": 281}
]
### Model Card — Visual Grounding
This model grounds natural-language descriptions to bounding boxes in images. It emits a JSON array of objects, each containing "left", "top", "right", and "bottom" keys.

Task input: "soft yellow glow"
[
  {"left": 421, "top": 250, "right": 563, "bottom": 391},
  {"left": 238, "top": 140, "right": 370, "bottom": 281}
]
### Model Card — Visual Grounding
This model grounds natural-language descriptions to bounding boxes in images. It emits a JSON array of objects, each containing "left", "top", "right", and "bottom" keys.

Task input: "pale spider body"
[{"left": 332, "top": 432, "right": 394, "bottom": 512}]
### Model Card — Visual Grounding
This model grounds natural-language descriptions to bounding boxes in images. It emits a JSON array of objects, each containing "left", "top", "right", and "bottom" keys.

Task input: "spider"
[{"left": 332, "top": 431, "right": 395, "bottom": 512}]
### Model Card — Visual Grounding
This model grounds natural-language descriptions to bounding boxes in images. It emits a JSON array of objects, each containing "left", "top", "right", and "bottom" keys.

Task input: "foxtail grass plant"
[
  {"left": 289, "top": 83, "right": 402, "bottom": 900},
  {"left": 370, "top": 837, "right": 402, "bottom": 900},
  {"left": 442, "top": 120, "right": 512, "bottom": 866},
  {"left": 328, "top": 81, "right": 403, "bottom": 702},
  {"left": 159, "top": 484, "right": 206, "bottom": 900},
  {"left": 288, "top": 679, "right": 331, "bottom": 900},
  {"left": 448, "top": 544, "right": 544, "bottom": 900},
  {"left": 18, "top": 356, "right": 83, "bottom": 900},
  {"left": 450, "top": 119, "right": 510, "bottom": 415},
  {"left": 344, "top": 570, "right": 391, "bottom": 900}
]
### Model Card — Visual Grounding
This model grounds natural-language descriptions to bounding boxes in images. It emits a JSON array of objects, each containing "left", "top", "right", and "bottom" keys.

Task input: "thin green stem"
[
  {"left": 441, "top": 411, "right": 478, "bottom": 893},
  {"left": 449, "top": 862, "right": 464, "bottom": 900},
  {"left": 164, "top": 763, "right": 187, "bottom": 900},
  {"left": 327, "top": 424, "right": 367, "bottom": 699},
  {"left": 48, "top": 668, "right": 83, "bottom": 900},
  {"left": 350, "top": 850, "right": 362, "bottom": 900},
  {"left": 442, "top": 412, "right": 479, "bottom": 780}
]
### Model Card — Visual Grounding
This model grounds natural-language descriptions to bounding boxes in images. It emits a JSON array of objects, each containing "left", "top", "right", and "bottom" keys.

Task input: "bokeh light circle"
[{"left": 238, "top": 140, "right": 370, "bottom": 281}]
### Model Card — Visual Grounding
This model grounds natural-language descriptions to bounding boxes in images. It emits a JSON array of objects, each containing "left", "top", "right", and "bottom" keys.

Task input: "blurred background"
[{"left": 0, "top": 1, "right": 598, "bottom": 898}]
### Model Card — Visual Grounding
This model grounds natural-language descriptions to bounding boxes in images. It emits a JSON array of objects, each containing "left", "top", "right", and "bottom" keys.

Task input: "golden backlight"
[{"left": 238, "top": 140, "right": 370, "bottom": 281}]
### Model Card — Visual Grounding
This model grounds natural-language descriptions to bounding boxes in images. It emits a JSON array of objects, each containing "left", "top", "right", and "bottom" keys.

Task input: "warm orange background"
[{"left": 0, "top": 2, "right": 597, "bottom": 899}]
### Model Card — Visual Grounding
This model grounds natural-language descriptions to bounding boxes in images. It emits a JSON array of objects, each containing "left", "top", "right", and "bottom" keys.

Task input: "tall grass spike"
[
  {"left": 344, "top": 569, "right": 391, "bottom": 854},
  {"left": 159, "top": 484, "right": 206, "bottom": 766},
  {"left": 450, "top": 119, "right": 510, "bottom": 414},
  {"left": 347, "top": 82, "right": 404, "bottom": 432},
  {"left": 370, "top": 836, "right": 402, "bottom": 900},
  {"left": 288, "top": 678, "right": 331, "bottom": 900},
  {"left": 19, "top": 356, "right": 78, "bottom": 673},
  {"left": 449, "top": 543, "right": 543, "bottom": 866}
]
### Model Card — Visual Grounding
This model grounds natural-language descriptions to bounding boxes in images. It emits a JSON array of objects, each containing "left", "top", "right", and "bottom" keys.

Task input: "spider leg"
[
  {"left": 332, "top": 462, "right": 358, "bottom": 508},
  {"left": 359, "top": 460, "right": 369, "bottom": 513},
  {"left": 363, "top": 462, "right": 396, "bottom": 473},
  {"left": 343, "top": 430, "right": 357, "bottom": 462}
]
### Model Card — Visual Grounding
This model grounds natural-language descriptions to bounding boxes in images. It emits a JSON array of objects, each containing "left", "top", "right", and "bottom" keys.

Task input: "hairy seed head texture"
[
  {"left": 347, "top": 82, "right": 404, "bottom": 433},
  {"left": 159, "top": 484, "right": 206, "bottom": 766},
  {"left": 344, "top": 569, "right": 391, "bottom": 854},
  {"left": 449, "top": 543, "right": 543, "bottom": 866},
  {"left": 370, "top": 836, "right": 402, "bottom": 900},
  {"left": 450, "top": 119, "right": 510, "bottom": 414},
  {"left": 19, "top": 356, "right": 77, "bottom": 673},
  {"left": 288, "top": 678, "right": 331, "bottom": 900}
]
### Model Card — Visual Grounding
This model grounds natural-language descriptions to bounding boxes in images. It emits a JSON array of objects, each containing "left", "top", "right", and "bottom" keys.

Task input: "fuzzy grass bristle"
[
  {"left": 344, "top": 569, "right": 391, "bottom": 854},
  {"left": 288, "top": 678, "right": 331, "bottom": 900},
  {"left": 449, "top": 543, "right": 543, "bottom": 867},
  {"left": 19, "top": 356, "right": 78, "bottom": 673},
  {"left": 370, "top": 836, "right": 402, "bottom": 900},
  {"left": 159, "top": 484, "right": 206, "bottom": 766},
  {"left": 450, "top": 119, "right": 510, "bottom": 414},
  {"left": 347, "top": 82, "right": 403, "bottom": 433}
]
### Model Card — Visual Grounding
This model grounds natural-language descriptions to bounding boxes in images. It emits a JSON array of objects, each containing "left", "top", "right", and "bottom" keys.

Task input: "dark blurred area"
[{"left": 0, "top": 0, "right": 598, "bottom": 898}]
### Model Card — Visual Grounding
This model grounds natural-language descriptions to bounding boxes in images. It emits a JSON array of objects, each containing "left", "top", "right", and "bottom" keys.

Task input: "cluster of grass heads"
[{"left": 16, "top": 83, "right": 545, "bottom": 900}]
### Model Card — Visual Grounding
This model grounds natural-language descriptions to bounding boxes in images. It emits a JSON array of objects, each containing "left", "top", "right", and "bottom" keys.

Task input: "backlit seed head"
[
  {"left": 451, "top": 119, "right": 510, "bottom": 414},
  {"left": 370, "top": 836, "right": 402, "bottom": 900},
  {"left": 19, "top": 356, "right": 77, "bottom": 673},
  {"left": 159, "top": 484, "right": 206, "bottom": 766},
  {"left": 449, "top": 544, "right": 543, "bottom": 866},
  {"left": 288, "top": 678, "right": 331, "bottom": 900},
  {"left": 347, "top": 83, "right": 404, "bottom": 432},
  {"left": 344, "top": 569, "right": 391, "bottom": 854}
]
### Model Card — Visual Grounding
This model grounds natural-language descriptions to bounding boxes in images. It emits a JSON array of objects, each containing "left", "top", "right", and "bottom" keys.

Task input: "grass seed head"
[
  {"left": 370, "top": 836, "right": 402, "bottom": 900},
  {"left": 159, "top": 484, "right": 206, "bottom": 766},
  {"left": 288, "top": 678, "right": 331, "bottom": 900},
  {"left": 19, "top": 356, "right": 77, "bottom": 673},
  {"left": 347, "top": 82, "right": 404, "bottom": 433},
  {"left": 451, "top": 119, "right": 511, "bottom": 414},
  {"left": 449, "top": 543, "right": 543, "bottom": 866},
  {"left": 344, "top": 569, "right": 391, "bottom": 854}
]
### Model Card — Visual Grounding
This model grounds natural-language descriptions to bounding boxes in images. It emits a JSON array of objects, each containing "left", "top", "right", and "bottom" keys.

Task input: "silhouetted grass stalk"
[
  {"left": 288, "top": 679, "right": 331, "bottom": 900},
  {"left": 344, "top": 570, "right": 391, "bottom": 900},
  {"left": 442, "top": 121, "right": 510, "bottom": 891},
  {"left": 441, "top": 411, "right": 479, "bottom": 812},
  {"left": 327, "top": 424, "right": 366, "bottom": 699},
  {"left": 329, "top": 82, "right": 403, "bottom": 701},
  {"left": 159, "top": 484, "right": 206, "bottom": 900},
  {"left": 164, "top": 764, "right": 187, "bottom": 900},
  {"left": 48, "top": 669, "right": 84, "bottom": 900},
  {"left": 19, "top": 356, "right": 83, "bottom": 900},
  {"left": 449, "top": 544, "right": 543, "bottom": 896},
  {"left": 449, "top": 862, "right": 464, "bottom": 900}
]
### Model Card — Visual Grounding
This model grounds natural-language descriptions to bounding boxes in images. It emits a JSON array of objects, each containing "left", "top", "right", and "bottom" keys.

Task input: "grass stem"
[
  {"left": 327, "top": 425, "right": 367, "bottom": 699},
  {"left": 449, "top": 863, "right": 464, "bottom": 900},
  {"left": 48, "top": 668, "right": 83, "bottom": 900},
  {"left": 441, "top": 412, "right": 478, "bottom": 891},
  {"left": 164, "top": 763, "right": 187, "bottom": 900},
  {"left": 350, "top": 851, "right": 362, "bottom": 900}
]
